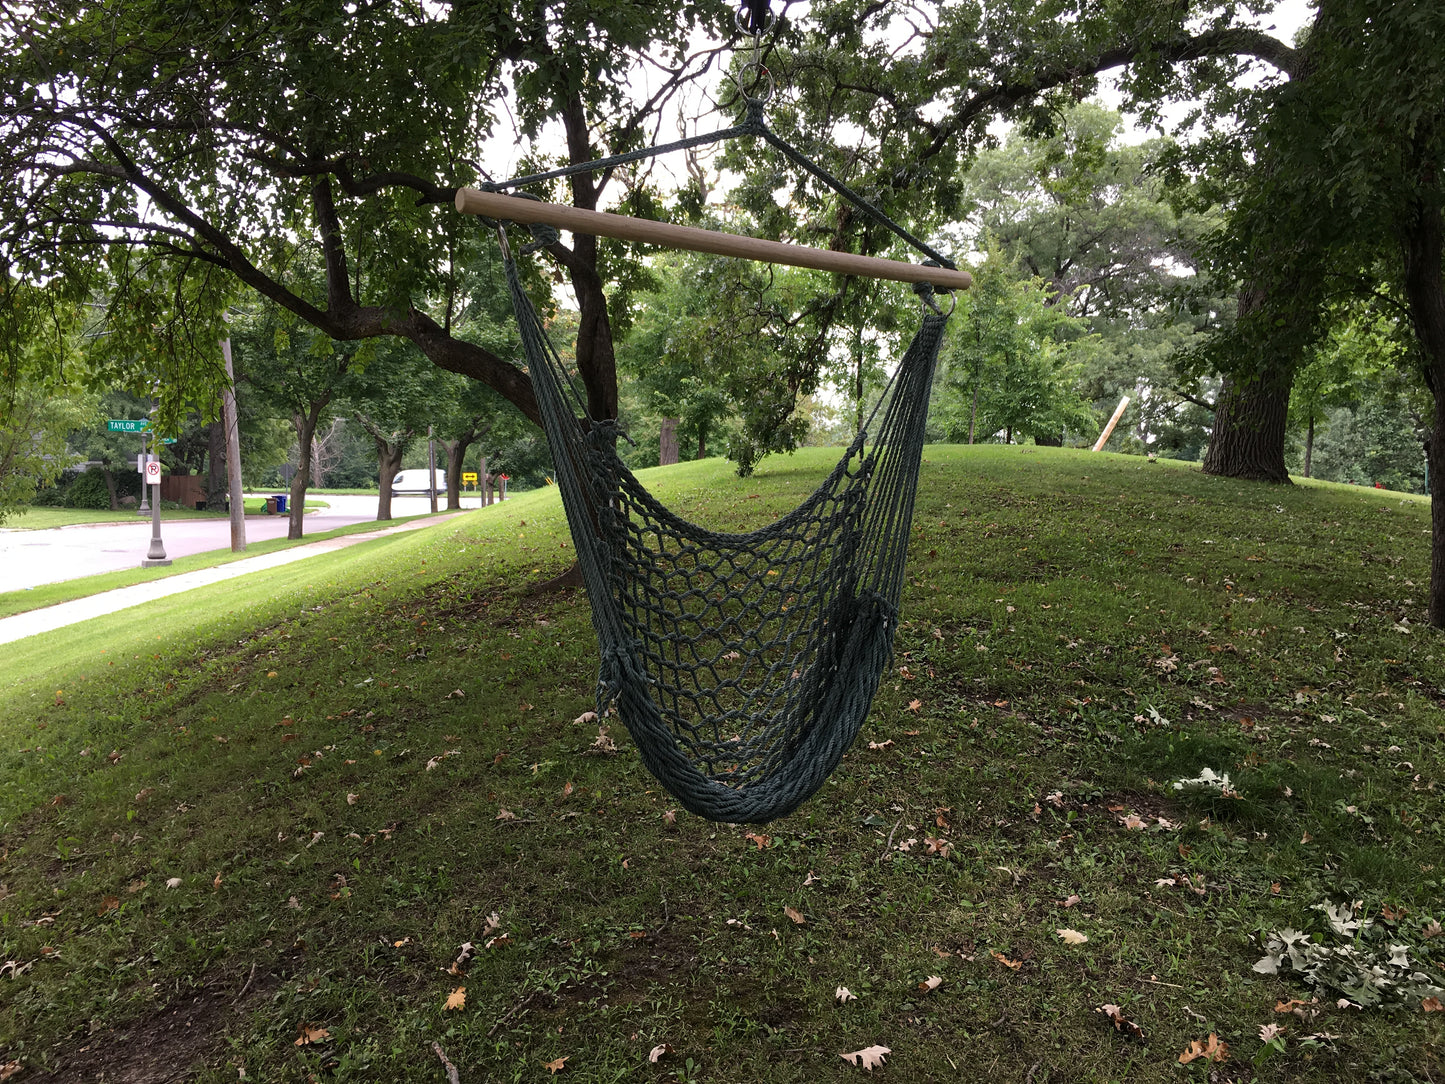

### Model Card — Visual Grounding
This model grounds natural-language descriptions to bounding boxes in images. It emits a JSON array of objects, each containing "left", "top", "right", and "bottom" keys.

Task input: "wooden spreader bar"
[{"left": 455, "top": 187, "right": 973, "bottom": 292}]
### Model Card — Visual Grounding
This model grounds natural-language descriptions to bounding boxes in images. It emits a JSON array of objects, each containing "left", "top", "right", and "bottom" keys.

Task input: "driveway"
[{"left": 0, "top": 493, "right": 493, "bottom": 592}]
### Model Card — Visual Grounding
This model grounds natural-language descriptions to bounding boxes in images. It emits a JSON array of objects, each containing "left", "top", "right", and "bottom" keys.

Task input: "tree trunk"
[
  {"left": 102, "top": 467, "right": 119, "bottom": 510},
  {"left": 1400, "top": 193, "right": 1445, "bottom": 627},
  {"left": 1303, "top": 413, "right": 1315, "bottom": 478},
  {"left": 206, "top": 419, "right": 227, "bottom": 509},
  {"left": 443, "top": 439, "right": 469, "bottom": 510},
  {"left": 969, "top": 382, "right": 979, "bottom": 445},
  {"left": 375, "top": 440, "right": 405, "bottom": 521},
  {"left": 697, "top": 427, "right": 707, "bottom": 460},
  {"left": 1201, "top": 362, "right": 1294, "bottom": 482},
  {"left": 289, "top": 405, "right": 325, "bottom": 541}
]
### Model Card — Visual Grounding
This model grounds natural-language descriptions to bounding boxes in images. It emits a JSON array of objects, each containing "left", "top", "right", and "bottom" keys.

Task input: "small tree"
[
  {"left": 235, "top": 311, "right": 353, "bottom": 540},
  {"left": 344, "top": 343, "right": 453, "bottom": 521},
  {"left": 0, "top": 375, "right": 95, "bottom": 524},
  {"left": 932, "top": 249, "right": 1097, "bottom": 446}
]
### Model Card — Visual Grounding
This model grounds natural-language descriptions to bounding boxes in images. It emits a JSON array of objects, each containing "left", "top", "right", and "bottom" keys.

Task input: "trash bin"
[
  {"left": 263, "top": 497, "right": 276, "bottom": 514},
  {"left": 272, "top": 494, "right": 288, "bottom": 513}
]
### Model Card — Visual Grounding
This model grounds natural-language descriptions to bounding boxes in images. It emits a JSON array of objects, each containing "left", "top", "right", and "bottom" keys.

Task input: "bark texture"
[
  {"left": 288, "top": 404, "right": 327, "bottom": 540},
  {"left": 206, "top": 420, "right": 227, "bottom": 510},
  {"left": 1401, "top": 194, "right": 1445, "bottom": 627},
  {"left": 1201, "top": 365, "right": 1294, "bottom": 482}
]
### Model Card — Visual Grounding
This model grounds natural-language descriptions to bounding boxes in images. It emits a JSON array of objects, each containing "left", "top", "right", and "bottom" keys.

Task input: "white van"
[{"left": 391, "top": 469, "right": 446, "bottom": 496}]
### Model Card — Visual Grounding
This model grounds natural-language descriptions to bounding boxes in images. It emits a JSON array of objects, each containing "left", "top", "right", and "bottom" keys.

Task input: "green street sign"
[{"left": 107, "top": 419, "right": 150, "bottom": 432}]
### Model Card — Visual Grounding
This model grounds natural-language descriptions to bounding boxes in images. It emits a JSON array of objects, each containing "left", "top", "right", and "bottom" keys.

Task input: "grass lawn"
[{"left": 0, "top": 446, "right": 1440, "bottom": 1082}]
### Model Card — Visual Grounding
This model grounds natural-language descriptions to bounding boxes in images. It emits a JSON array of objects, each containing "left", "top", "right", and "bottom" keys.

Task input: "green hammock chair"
[{"left": 464, "top": 82, "right": 964, "bottom": 824}]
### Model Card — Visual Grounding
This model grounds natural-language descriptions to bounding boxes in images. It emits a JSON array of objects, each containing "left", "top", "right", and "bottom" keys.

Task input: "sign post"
[
  {"left": 136, "top": 429, "right": 151, "bottom": 515},
  {"left": 141, "top": 456, "right": 171, "bottom": 567}
]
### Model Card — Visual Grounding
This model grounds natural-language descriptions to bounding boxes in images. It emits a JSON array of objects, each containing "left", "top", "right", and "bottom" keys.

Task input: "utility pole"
[
  {"left": 221, "top": 339, "right": 247, "bottom": 552},
  {"left": 427, "top": 426, "right": 438, "bottom": 514}
]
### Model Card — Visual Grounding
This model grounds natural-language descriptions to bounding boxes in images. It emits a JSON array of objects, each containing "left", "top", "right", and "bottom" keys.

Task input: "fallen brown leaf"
[
  {"left": 918, "top": 975, "right": 942, "bottom": 992},
  {"left": 543, "top": 1056, "right": 569, "bottom": 1074},
  {"left": 1178, "top": 1033, "right": 1229, "bottom": 1064},
  {"left": 783, "top": 906, "right": 805, "bottom": 925},
  {"left": 991, "top": 951, "right": 1022, "bottom": 970},
  {"left": 444, "top": 986, "right": 466, "bottom": 1011},
  {"left": 1097, "top": 1003, "right": 1145, "bottom": 1040},
  {"left": 1424, "top": 997, "right": 1444, "bottom": 1013},
  {"left": 648, "top": 1044, "right": 674, "bottom": 1063},
  {"left": 294, "top": 1025, "right": 330, "bottom": 1046},
  {"left": 839, "top": 1045, "right": 890, "bottom": 1071}
]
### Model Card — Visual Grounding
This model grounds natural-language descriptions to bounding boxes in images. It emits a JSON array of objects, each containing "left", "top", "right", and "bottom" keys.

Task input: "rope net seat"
[
  {"left": 504, "top": 250, "right": 949, "bottom": 823},
  {"left": 468, "top": 11, "right": 965, "bottom": 820}
]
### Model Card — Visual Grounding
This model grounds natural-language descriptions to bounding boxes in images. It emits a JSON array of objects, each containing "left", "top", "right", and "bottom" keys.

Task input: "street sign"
[
  {"left": 108, "top": 419, "right": 150, "bottom": 432},
  {"left": 462, "top": 472, "right": 478, "bottom": 485},
  {"left": 144, "top": 460, "right": 161, "bottom": 484}
]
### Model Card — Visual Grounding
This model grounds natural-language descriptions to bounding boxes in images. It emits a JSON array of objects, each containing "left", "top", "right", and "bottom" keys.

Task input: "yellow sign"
[{"left": 462, "top": 472, "right": 478, "bottom": 486}]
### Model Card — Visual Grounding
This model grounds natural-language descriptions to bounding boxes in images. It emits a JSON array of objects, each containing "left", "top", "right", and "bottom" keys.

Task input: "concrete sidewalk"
[{"left": 0, "top": 511, "right": 469, "bottom": 647}]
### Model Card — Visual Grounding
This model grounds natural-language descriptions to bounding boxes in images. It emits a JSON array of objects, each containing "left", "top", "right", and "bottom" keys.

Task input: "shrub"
[{"left": 64, "top": 467, "right": 114, "bottom": 509}]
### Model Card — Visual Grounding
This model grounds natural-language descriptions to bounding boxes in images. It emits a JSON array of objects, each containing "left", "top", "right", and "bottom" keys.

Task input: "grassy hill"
[{"left": 1, "top": 446, "right": 1440, "bottom": 1082}]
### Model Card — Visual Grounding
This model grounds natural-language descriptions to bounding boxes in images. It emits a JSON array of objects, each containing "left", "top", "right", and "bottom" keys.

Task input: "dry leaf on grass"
[
  {"left": 648, "top": 1044, "right": 674, "bottom": 1063},
  {"left": 0, "top": 1060, "right": 21, "bottom": 1082},
  {"left": 783, "top": 906, "right": 805, "bottom": 925},
  {"left": 918, "top": 975, "right": 942, "bottom": 992},
  {"left": 1275, "top": 997, "right": 1316, "bottom": 1013},
  {"left": 744, "top": 832, "right": 771, "bottom": 850},
  {"left": 1056, "top": 928, "right": 1088, "bottom": 945},
  {"left": 165, "top": 877, "right": 181, "bottom": 889},
  {"left": 839, "top": 1045, "right": 891, "bottom": 1070},
  {"left": 495, "top": 807, "right": 516, "bottom": 821},
  {"left": 991, "top": 951, "right": 1022, "bottom": 970},
  {"left": 1259, "top": 1023, "right": 1286, "bottom": 1042},
  {"left": 543, "top": 1056, "right": 569, "bottom": 1074},
  {"left": 1097, "top": 1004, "right": 1145, "bottom": 1040},
  {"left": 443, "top": 986, "right": 466, "bottom": 1011},
  {"left": 1423, "top": 997, "right": 1444, "bottom": 1012},
  {"left": 868, "top": 739, "right": 895, "bottom": 750},
  {"left": 448, "top": 943, "right": 475, "bottom": 976},
  {"left": 1178, "top": 1033, "right": 1229, "bottom": 1064},
  {"left": 294, "top": 1025, "right": 330, "bottom": 1046},
  {"left": 1060, "top": 894, "right": 1081, "bottom": 908},
  {"left": 836, "top": 987, "right": 858, "bottom": 1003}
]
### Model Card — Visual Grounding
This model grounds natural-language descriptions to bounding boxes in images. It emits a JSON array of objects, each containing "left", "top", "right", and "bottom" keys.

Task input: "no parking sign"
[{"left": 144, "top": 459, "right": 161, "bottom": 484}]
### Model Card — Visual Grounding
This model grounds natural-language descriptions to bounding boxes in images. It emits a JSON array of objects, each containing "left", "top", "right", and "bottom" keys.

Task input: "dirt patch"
[{"left": 23, "top": 969, "right": 273, "bottom": 1084}]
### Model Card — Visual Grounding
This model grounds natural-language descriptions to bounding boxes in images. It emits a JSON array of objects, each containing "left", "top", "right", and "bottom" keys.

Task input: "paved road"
[
  {"left": 0, "top": 493, "right": 494, "bottom": 592},
  {"left": 0, "top": 511, "right": 472, "bottom": 646}
]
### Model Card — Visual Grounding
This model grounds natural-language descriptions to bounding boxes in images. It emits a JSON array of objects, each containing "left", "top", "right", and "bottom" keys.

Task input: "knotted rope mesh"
[{"left": 504, "top": 251, "right": 948, "bottom": 823}]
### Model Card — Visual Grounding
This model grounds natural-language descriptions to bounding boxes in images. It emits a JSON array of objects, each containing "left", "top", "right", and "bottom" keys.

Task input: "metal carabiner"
[{"left": 735, "top": 60, "right": 775, "bottom": 104}]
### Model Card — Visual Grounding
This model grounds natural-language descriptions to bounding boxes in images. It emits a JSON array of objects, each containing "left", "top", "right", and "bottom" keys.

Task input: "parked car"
[{"left": 391, "top": 469, "right": 446, "bottom": 496}]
